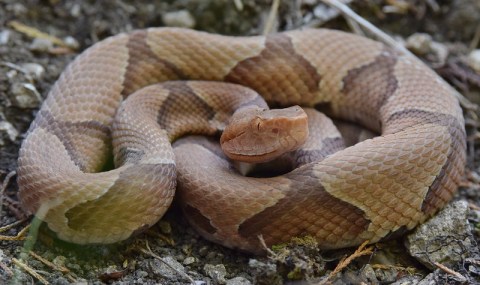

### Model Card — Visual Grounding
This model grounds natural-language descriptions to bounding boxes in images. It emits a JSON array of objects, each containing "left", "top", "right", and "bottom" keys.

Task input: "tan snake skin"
[{"left": 17, "top": 28, "right": 466, "bottom": 253}]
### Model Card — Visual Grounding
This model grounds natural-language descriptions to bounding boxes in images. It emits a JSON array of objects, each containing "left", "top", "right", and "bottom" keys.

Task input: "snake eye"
[{"left": 252, "top": 118, "right": 262, "bottom": 132}]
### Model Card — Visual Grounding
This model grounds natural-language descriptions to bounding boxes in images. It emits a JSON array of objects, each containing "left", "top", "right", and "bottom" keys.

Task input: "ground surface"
[{"left": 1, "top": 0, "right": 480, "bottom": 284}]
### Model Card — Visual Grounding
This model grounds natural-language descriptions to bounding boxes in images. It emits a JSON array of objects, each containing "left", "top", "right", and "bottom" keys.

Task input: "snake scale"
[{"left": 17, "top": 28, "right": 466, "bottom": 254}]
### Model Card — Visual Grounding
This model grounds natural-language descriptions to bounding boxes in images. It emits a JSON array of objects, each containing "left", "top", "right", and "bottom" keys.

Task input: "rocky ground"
[{"left": 1, "top": 0, "right": 480, "bottom": 284}]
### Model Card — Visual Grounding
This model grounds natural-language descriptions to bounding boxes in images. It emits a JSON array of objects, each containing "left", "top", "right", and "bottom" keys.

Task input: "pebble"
[
  {"left": 20, "top": 63, "right": 45, "bottom": 81},
  {"left": 198, "top": 246, "right": 209, "bottom": 257},
  {"left": 406, "top": 201, "right": 477, "bottom": 269},
  {"left": 0, "top": 30, "right": 10, "bottom": 45},
  {"left": 162, "top": 10, "right": 196, "bottom": 28},
  {"left": 204, "top": 264, "right": 227, "bottom": 284},
  {"left": 151, "top": 256, "right": 187, "bottom": 280},
  {"left": 9, "top": 82, "right": 42, "bottom": 108},
  {"left": 416, "top": 273, "right": 437, "bottom": 285},
  {"left": 29, "top": 38, "right": 54, "bottom": 52},
  {"left": 226, "top": 276, "right": 252, "bottom": 285},
  {"left": 0, "top": 120, "right": 19, "bottom": 146},
  {"left": 63, "top": 36, "right": 80, "bottom": 50},
  {"left": 158, "top": 220, "right": 172, "bottom": 234},
  {"left": 183, "top": 256, "right": 196, "bottom": 265},
  {"left": 313, "top": 4, "right": 340, "bottom": 22},
  {"left": 405, "top": 33, "right": 433, "bottom": 55},
  {"left": 53, "top": 256, "right": 67, "bottom": 268},
  {"left": 390, "top": 275, "right": 423, "bottom": 285},
  {"left": 136, "top": 270, "right": 148, "bottom": 278},
  {"left": 467, "top": 49, "right": 480, "bottom": 73}
]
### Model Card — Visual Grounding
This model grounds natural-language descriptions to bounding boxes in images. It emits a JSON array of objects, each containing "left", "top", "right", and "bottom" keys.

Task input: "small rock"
[
  {"left": 9, "top": 3, "right": 27, "bottom": 16},
  {"left": 52, "top": 256, "right": 67, "bottom": 268},
  {"left": 20, "top": 63, "right": 45, "bottom": 81},
  {"left": 0, "top": 120, "right": 19, "bottom": 146},
  {"left": 63, "top": 36, "right": 80, "bottom": 50},
  {"left": 151, "top": 256, "right": 186, "bottom": 280},
  {"left": 361, "top": 264, "right": 378, "bottom": 283},
  {"left": 405, "top": 33, "right": 448, "bottom": 65},
  {"left": 29, "top": 38, "right": 54, "bottom": 52},
  {"left": 204, "top": 264, "right": 227, "bottom": 284},
  {"left": 0, "top": 30, "right": 11, "bottom": 45},
  {"left": 9, "top": 82, "right": 42, "bottom": 108},
  {"left": 390, "top": 275, "right": 423, "bottom": 285},
  {"left": 52, "top": 277, "right": 70, "bottom": 285},
  {"left": 248, "top": 259, "right": 282, "bottom": 285},
  {"left": 158, "top": 220, "right": 172, "bottom": 234},
  {"left": 198, "top": 246, "right": 209, "bottom": 257},
  {"left": 226, "top": 276, "right": 252, "bottom": 285},
  {"left": 467, "top": 49, "right": 480, "bottom": 73},
  {"left": 183, "top": 256, "right": 196, "bottom": 265},
  {"left": 136, "top": 270, "right": 148, "bottom": 278},
  {"left": 406, "top": 201, "right": 477, "bottom": 269},
  {"left": 70, "top": 3, "right": 81, "bottom": 18},
  {"left": 417, "top": 272, "right": 437, "bottom": 285},
  {"left": 405, "top": 33, "right": 433, "bottom": 55},
  {"left": 313, "top": 4, "right": 340, "bottom": 22},
  {"left": 162, "top": 10, "right": 196, "bottom": 28}
]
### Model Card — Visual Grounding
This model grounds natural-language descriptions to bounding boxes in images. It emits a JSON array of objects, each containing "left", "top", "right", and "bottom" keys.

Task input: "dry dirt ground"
[{"left": 1, "top": 0, "right": 480, "bottom": 284}]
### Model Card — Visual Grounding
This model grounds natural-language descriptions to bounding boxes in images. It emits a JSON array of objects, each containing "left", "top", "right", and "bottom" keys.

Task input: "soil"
[{"left": 1, "top": 0, "right": 479, "bottom": 284}]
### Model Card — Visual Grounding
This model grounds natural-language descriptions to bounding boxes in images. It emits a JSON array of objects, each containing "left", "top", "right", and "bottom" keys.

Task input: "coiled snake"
[{"left": 17, "top": 28, "right": 466, "bottom": 254}]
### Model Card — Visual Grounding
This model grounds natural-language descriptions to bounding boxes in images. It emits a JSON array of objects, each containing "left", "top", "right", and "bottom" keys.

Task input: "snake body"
[{"left": 17, "top": 28, "right": 466, "bottom": 253}]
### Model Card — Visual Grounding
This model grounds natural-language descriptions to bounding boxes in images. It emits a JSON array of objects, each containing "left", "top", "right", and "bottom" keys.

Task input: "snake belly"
[{"left": 17, "top": 28, "right": 466, "bottom": 252}]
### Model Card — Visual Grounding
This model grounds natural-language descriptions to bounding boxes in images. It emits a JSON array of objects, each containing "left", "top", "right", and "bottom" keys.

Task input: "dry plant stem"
[
  {"left": 469, "top": 24, "right": 480, "bottom": 51},
  {"left": 28, "top": 251, "right": 78, "bottom": 282},
  {"left": 258, "top": 234, "right": 276, "bottom": 256},
  {"left": 7, "top": 20, "right": 72, "bottom": 48},
  {"left": 29, "top": 251, "right": 70, "bottom": 274},
  {"left": 140, "top": 241, "right": 195, "bottom": 284},
  {"left": 0, "top": 223, "right": 29, "bottom": 241},
  {"left": 263, "top": 0, "right": 280, "bottom": 35},
  {"left": 0, "top": 170, "right": 16, "bottom": 216},
  {"left": 433, "top": 261, "right": 467, "bottom": 282},
  {"left": 468, "top": 202, "right": 480, "bottom": 211},
  {"left": 0, "top": 218, "right": 26, "bottom": 233},
  {"left": 12, "top": 257, "right": 50, "bottom": 285},
  {"left": 0, "top": 261, "right": 13, "bottom": 276},
  {"left": 317, "top": 240, "right": 374, "bottom": 285},
  {"left": 320, "top": 0, "right": 478, "bottom": 116}
]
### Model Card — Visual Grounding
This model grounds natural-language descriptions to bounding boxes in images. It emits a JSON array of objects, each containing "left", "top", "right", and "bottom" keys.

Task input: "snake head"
[{"left": 220, "top": 105, "right": 308, "bottom": 163}]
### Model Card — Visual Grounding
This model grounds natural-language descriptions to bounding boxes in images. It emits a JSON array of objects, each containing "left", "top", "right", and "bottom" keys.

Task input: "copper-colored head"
[{"left": 220, "top": 105, "right": 309, "bottom": 163}]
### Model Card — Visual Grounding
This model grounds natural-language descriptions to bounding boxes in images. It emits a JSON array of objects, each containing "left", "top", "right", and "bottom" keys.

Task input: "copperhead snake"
[{"left": 17, "top": 28, "right": 466, "bottom": 254}]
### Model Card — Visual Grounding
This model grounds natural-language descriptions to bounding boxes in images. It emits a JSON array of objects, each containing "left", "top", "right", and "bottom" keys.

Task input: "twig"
[
  {"left": 258, "top": 234, "right": 276, "bottom": 256},
  {"left": 12, "top": 257, "right": 50, "bottom": 285},
  {"left": 321, "top": 0, "right": 413, "bottom": 55},
  {"left": 468, "top": 202, "right": 480, "bottom": 211},
  {"left": 29, "top": 251, "right": 78, "bottom": 282},
  {"left": 0, "top": 218, "right": 27, "bottom": 233},
  {"left": 139, "top": 240, "right": 195, "bottom": 284},
  {"left": 263, "top": 0, "right": 280, "bottom": 35},
  {"left": 0, "top": 223, "right": 29, "bottom": 241},
  {"left": 317, "top": 240, "right": 374, "bottom": 285},
  {"left": 8, "top": 20, "right": 73, "bottom": 49},
  {"left": 0, "top": 261, "right": 13, "bottom": 276},
  {"left": 233, "top": 0, "right": 244, "bottom": 11},
  {"left": 320, "top": 0, "right": 478, "bottom": 116},
  {"left": 433, "top": 261, "right": 467, "bottom": 282},
  {"left": 29, "top": 251, "right": 70, "bottom": 274},
  {"left": 0, "top": 170, "right": 16, "bottom": 216},
  {"left": 469, "top": 24, "right": 480, "bottom": 51}
]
